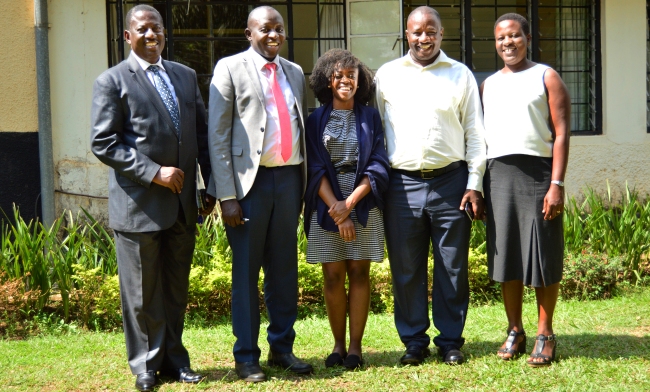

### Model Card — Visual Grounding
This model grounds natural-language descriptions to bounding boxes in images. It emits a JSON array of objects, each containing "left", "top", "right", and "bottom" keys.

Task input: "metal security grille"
[
  {"left": 106, "top": 0, "right": 346, "bottom": 108},
  {"left": 401, "top": 0, "right": 601, "bottom": 134}
]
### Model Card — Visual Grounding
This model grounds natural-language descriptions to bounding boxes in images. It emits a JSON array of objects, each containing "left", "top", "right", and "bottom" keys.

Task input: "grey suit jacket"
[
  {"left": 208, "top": 50, "right": 308, "bottom": 200},
  {"left": 91, "top": 53, "right": 211, "bottom": 232}
]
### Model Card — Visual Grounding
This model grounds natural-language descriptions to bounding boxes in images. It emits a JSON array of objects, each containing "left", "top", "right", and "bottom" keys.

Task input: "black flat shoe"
[
  {"left": 400, "top": 345, "right": 430, "bottom": 365},
  {"left": 268, "top": 351, "right": 314, "bottom": 374},
  {"left": 440, "top": 345, "right": 465, "bottom": 365},
  {"left": 235, "top": 361, "right": 267, "bottom": 382},
  {"left": 160, "top": 367, "right": 204, "bottom": 383},
  {"left": 135, "top": 371, "right": 157, "bottom": 391},
  {"left": 498, "top": 329, "right": 526, "bottom": 360},
  {"left": 527, "top": 334, "right": 557, "bottom": 367},
  {"left": 342, "top": 354, "right": 364, "bottom": 370},
  {"left": 325, "top": 352, "right": 345, "bottom": 368}
]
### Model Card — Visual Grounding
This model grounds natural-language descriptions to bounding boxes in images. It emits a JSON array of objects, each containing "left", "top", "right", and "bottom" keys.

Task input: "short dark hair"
[
  {"left": 125, "top": 5, "right": 163, "bottom": 28},
  {"left": 309, "top": 48, "right": 375, "bottom": 106},
  {"left": 407, "top": 6, "right": 441, "bottom": 26},
  {"left": 494, "top": 13, "right": 530, "bottom": 35}
]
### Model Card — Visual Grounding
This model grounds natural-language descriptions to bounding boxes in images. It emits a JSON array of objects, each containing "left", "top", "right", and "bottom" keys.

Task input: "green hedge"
[{"left": 1, "top": 183, "right": 649, "bottom": 337}]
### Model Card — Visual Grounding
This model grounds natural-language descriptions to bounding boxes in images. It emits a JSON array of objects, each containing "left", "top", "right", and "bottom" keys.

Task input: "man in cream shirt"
[{"left": 374, "top": 6, "right": 486, "bottom": 366}]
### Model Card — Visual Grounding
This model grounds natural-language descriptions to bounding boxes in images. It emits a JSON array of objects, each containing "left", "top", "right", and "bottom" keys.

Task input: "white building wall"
[
  {"left": 566, "top": 0, "right": 650, "bottom": 201},
  {"left": 49, "top": 0, "right": 109, "bottom": 221},
  {"left": 45, "top": 0, "right": 650, "bottom": 223}
]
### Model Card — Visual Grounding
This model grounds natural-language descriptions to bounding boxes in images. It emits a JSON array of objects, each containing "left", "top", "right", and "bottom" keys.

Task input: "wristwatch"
[{"left": 551, "top": 180, "right": 564, "bottom": 187}]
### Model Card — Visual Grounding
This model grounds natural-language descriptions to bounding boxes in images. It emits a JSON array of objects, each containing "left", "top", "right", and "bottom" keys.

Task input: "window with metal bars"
[
  {"left": 106, "top": 1, "right": 346, "bottom": 109},
  {"left": 402, "top": 0, "right": 601, "bottom": 135}
]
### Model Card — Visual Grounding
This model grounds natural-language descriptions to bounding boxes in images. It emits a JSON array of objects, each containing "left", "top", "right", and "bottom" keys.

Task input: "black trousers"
[
  {"left": 226, "top": 165, "right": 302, "bottom": 363},
  {"left": 384, "top": 165, "right": 471, "bottom": 349},
  {"left": 114, "top": 208, "right": 195, "bottom": 374}
]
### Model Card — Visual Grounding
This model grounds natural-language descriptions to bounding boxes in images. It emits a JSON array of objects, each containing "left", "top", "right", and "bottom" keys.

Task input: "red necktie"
[{"left": 265, "top": 63, "right": 292, "bottom": 162}]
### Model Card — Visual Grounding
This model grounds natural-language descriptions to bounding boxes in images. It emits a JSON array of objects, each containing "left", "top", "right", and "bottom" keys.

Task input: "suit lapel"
[
  {"left": 242, "top": 53, "right": 265, "bottom": 106},
  {"left": 280, "top": 58, "right": 304, "bottom": 123},
  {"left": 127, "top": 54, "right": 179, "bottom": 139}
]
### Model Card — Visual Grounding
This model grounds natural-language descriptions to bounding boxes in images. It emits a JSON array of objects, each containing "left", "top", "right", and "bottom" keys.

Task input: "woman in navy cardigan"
[{"left": 304, "top": 49, "right": 390, "bottom": 370}]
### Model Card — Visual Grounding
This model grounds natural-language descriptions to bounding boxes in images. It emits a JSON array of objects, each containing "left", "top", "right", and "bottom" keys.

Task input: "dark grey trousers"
[
  {"left": 384, "top": 165, "right": 471, "bottom": 349},
  {"left": 225, "top": 165, "right": 302, "bottom": 363},
  {"left": 114, "top": 210, "right": 195, "bottom": 375}
]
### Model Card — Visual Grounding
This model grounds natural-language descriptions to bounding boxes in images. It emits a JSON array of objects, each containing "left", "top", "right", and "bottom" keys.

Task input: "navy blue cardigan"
[{"left": 304, "top": 102, "right": 390, "bottom": 236}]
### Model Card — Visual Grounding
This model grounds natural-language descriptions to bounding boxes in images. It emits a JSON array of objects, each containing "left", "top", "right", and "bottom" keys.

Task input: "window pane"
[
  {"left": 351, "top": 36, "right": 401, "bottom": 70},
  {"left": 294, "top": 40, "right": 318, "bottom": 74},
  {"left": 351, "top": 1, "right": 401, "bottom": 35},
  {"left": 174, "top": 40, "right": 212, "bottom": 75},
  {"left": 441, "top": 40, "right": 462, "bottom": 61},
  {"left": 473, "top": 0, "right": 526, "bottom": 6},
  {"left": 293, "top": 5, "right": 318, "bottom": 38},
  {"left": 320, "top": 5, "right": 345, "bottom": 39}
]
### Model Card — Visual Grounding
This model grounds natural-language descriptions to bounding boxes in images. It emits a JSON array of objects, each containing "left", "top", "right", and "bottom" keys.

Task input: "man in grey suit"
[
  {"left": 208, "top": 5, "right": 312, "bottom": 382},
  {"left": 90, "top": 5, "right": 214, "bottom": 391}
]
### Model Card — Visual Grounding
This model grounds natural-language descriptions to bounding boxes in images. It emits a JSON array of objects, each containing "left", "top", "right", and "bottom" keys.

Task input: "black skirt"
[{"left": 484, "top": 154, "right": 564, "bottom": 287}]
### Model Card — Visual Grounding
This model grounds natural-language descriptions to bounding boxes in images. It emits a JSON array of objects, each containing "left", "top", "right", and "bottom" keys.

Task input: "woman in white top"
[{"left": 480, "top": 13, "right": 570, "bottom": 367}]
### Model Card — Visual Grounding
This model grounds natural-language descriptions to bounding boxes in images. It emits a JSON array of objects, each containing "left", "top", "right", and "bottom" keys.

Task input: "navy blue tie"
[{"left": 148, "top": 65, "right": 180, "bottom": 133}]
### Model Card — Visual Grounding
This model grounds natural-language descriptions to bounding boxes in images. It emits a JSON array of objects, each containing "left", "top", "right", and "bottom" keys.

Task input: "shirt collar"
[
  {"left": 131, "top": 51, "right": 166, "bottom": 72},
  {"left": 248, "top": 46, "right": 281, "bottom": 73},
  {"left": 402, "top": 49, "right": 452, "bottom": 69}
]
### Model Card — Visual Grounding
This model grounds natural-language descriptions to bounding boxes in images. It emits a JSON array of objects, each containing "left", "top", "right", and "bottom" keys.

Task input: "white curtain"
[{"left": 313, "top": 0, "right": 345, "bottom": 65}]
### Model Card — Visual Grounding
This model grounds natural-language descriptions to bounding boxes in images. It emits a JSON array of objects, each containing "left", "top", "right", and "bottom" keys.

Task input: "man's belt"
[{"left": 393, "top": 161, "right": 463, "bottom": 180}]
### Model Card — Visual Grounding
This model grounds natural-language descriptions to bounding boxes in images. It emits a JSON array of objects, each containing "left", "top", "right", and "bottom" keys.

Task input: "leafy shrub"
[
  {"left": 186, "top": 256, "right": 233, "bottom": 320},
  {"left": 91, "top": 275, "right": 122, "bottom": 331},
  {"left": 564, "top": 182, "right": 650, "bottom": 271},
  {"left": 561, "top": 251, "right": 628, "bottom": 300},
  {"left": 0, "top": 272, "right": 41, "bottom": 338}
]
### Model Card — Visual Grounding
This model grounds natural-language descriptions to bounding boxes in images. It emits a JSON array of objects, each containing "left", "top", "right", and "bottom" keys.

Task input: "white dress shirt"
[
  {"left": 248, "top": 47, "right": 302, "bottom": 167},
  {"left": 374, "top": 50, "right": 486, "bottom": 192},
  {"left": 131, "top": 51, "right": 179, "bottom": 110}
]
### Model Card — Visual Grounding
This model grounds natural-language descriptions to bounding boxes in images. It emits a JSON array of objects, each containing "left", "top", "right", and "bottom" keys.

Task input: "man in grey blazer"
[
  {"left": 208, "top": 5, "right": 312, "bottom": 382},
  {"left": 90, "top": 5, "right": 213, "bottom": 391}
]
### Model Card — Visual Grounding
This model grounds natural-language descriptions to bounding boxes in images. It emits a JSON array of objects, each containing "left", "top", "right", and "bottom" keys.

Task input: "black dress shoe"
[
  {"left": 235, "top": 361, "right": 267, "bottom": 383},
  {"left": 400, "top": 345, "right": 431, "bottom": 365},
  {"left": 135, "top": 371, "right": 157, "bottom": 391},
  {"left": 160, "top": 367, "right": 204, "bottom": 383},
  {"left": 268, "top": 351, "right": 314, "bottom": 374},
  {"left": 440, "top": 345, "right": 465, "bottom": 365},
  {"left": 325, "top": 352, "right": 345, "bottom": 368},
  {"left": 342, "top": 354, "right": 364, "bottom": 370}
]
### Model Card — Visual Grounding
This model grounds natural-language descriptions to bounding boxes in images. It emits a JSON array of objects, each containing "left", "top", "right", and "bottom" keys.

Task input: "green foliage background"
[{"left": 1, "top": 184, "right": 649, "bottom": 337}]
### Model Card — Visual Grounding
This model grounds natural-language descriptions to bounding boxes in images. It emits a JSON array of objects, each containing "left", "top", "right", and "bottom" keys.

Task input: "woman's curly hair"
[{"left": 309, "top": 48, "right": 375, "bottom": 105}]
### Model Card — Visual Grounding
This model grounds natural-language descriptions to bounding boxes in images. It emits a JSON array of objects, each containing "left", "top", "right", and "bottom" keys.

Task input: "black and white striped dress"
[{"left": 306, "top": 109, "right": 385, "bottom": 264}]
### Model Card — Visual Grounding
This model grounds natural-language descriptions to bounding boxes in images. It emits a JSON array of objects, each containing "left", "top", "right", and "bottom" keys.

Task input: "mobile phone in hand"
[{"left": 465, "top": 202, "right": 474, "bottom": 220}]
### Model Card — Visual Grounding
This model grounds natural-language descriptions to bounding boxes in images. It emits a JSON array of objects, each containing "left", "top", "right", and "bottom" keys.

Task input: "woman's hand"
[
  {"left": 329, "top": 200, "right": 353, "bottom": 225},
  {"left": 337, "top": 217, "right": 356, "bottom": 242},
  {"left": 543, "top": 184, "right": 564, "bottom": 220}
]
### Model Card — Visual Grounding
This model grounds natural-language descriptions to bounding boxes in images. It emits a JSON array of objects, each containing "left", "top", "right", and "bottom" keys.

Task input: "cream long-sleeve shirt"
[{"left": 374, "top": 50, "right": 486, "bottom": 192}]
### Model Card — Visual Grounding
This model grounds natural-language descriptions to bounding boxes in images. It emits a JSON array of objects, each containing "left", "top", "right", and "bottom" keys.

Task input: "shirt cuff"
[
  {"left": 466, "top": 172, "right": 483, "bottom": 194},
  {"left": 219, "top": 196, "right": 237, "bottom": 202}
]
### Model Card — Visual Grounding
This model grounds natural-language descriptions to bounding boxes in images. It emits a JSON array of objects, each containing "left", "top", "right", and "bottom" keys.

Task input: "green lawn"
[{"left": 2, "top": 289, "right": 649, "bottom": 391}]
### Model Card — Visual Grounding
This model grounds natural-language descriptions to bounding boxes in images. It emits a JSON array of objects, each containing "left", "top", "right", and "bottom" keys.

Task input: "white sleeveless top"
[{"left": 483, "top": 64, "right": 553, "bottom": 159}]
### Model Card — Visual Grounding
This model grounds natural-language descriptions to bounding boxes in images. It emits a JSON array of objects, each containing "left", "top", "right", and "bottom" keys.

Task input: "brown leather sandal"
[
  {"left": 527, "top": 334, "right": 557, "bottom": 367},
  {"left": 497, "top": 329, "right": 526, "bottom": 360}
]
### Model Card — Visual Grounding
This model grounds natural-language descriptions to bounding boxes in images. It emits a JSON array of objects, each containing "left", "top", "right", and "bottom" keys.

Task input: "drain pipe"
[{"left": 34, "top": 0, "right": 56, "bottom": 228}]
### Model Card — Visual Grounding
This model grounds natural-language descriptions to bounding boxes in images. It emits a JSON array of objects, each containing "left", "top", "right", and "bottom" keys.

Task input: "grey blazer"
[
  {"left": 208, "top": 50, "right": 308, "bottom": 200},
  {"left": 91, "top": 53, "right": 211, "bottom": 232}
]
